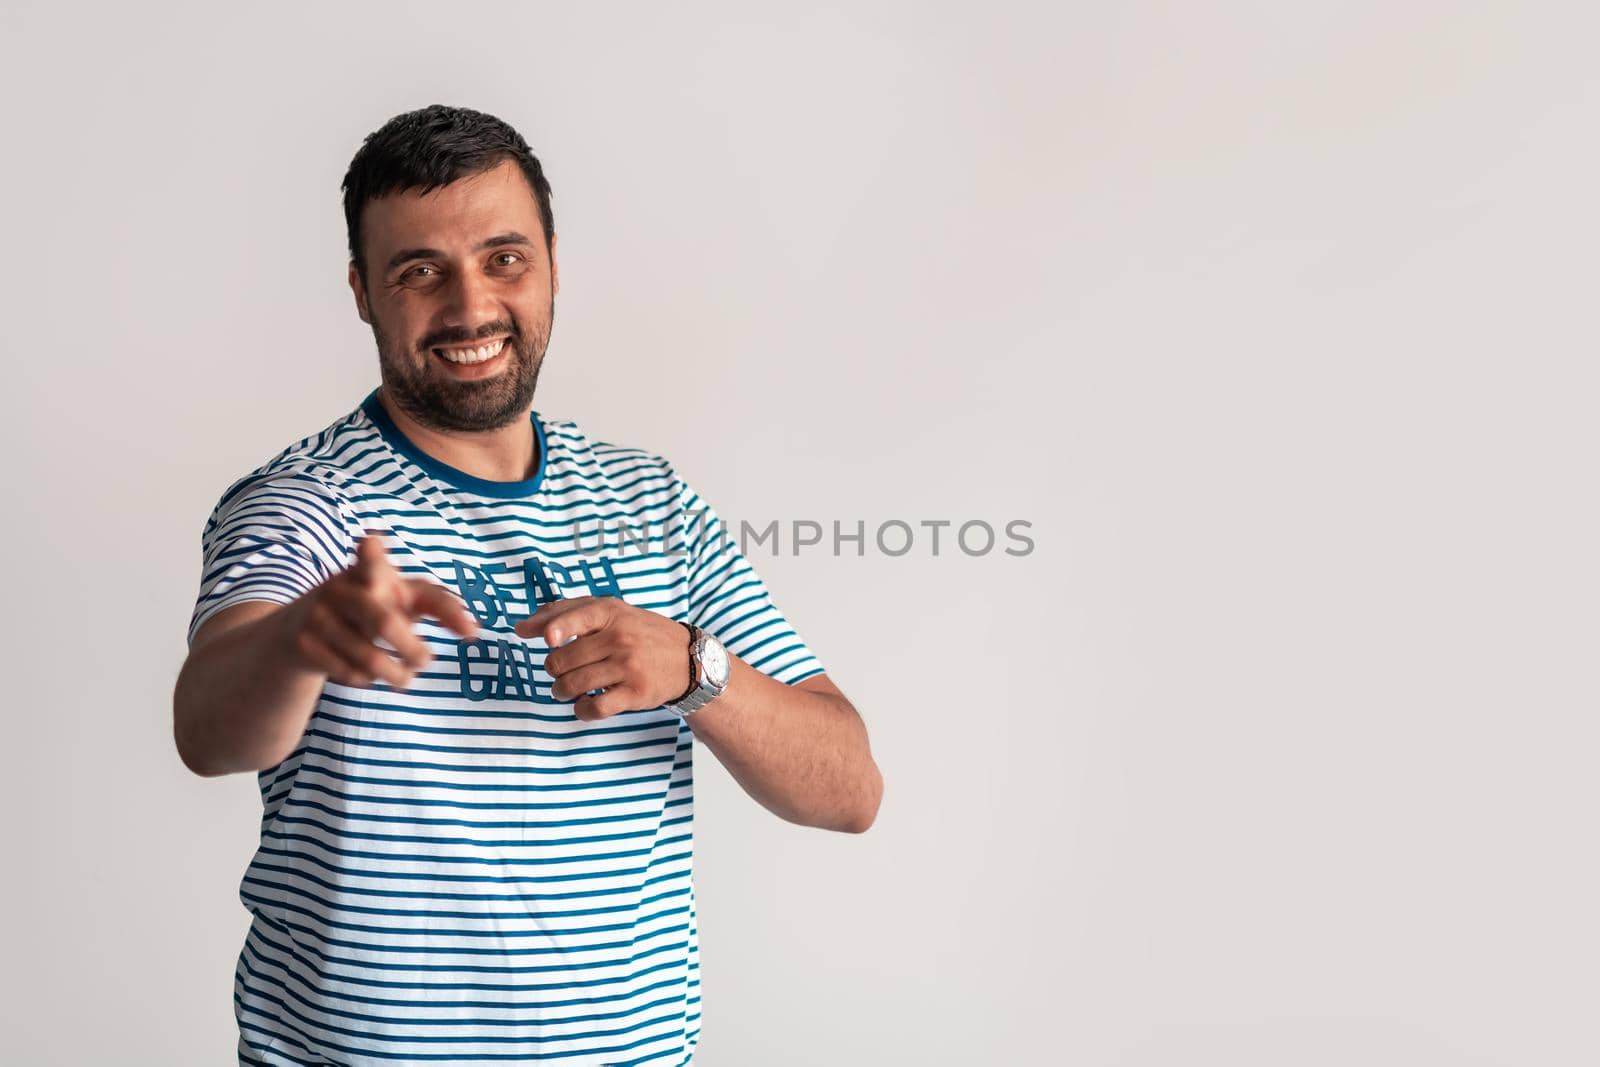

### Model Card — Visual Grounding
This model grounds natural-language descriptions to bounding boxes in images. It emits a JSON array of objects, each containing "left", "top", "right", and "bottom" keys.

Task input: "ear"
[
  {"left": 549, "top": 232, "right": 559, "bottom": 297},
  {"left": 348, "top": 262, "right": 371, "bottom": 324}
]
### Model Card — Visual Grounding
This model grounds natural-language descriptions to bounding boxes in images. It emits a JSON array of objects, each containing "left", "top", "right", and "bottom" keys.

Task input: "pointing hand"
[{"left": 282, "top": 529, "right": 480, "bottom": 690}]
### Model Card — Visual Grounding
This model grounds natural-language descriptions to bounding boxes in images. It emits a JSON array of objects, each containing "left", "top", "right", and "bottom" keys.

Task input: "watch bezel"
[
  {"left": 695, "top": 630, "right": 731, "bottom": 688},
  {"left": 672, "top": 625, "right": 729, "bottom": 718}
]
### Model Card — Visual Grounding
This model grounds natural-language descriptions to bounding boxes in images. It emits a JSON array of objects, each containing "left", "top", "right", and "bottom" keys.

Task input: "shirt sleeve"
[
  {"left": 674, "top": 471, "right": 826, "bottom": 686},
  {"left": 186, "top": 465, "right": 358, "bottom": 649}
]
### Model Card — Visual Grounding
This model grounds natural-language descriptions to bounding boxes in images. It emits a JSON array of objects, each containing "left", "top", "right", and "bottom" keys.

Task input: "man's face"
[{"left": 349, "top": 158, "right": 559, "bottom": 433}]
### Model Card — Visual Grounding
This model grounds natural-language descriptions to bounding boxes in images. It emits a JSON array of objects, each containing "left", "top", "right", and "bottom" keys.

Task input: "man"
[{"left": 174, "top": 104, "right": 882, "bottom": 1067}]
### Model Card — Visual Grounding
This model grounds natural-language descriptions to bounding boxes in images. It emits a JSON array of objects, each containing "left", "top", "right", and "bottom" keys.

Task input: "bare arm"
[
  {"left": 518, "top": 596, "right": 883, "bottom": 834},
  {"left": 173, "top": 600, "right": 327, "bottom": 777},
  {"left": 173, "top": 533, "right": 480, "bottom": 778},
  {"left": 685, "top": 667, "right": 882, "bottom": 834}
]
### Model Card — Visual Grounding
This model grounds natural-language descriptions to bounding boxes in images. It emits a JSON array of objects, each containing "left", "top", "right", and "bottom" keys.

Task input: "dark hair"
[{"left": 341, "top": 104, "right": 555, "bottom": 282}]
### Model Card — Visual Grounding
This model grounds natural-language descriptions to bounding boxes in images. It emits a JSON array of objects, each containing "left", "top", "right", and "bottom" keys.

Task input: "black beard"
[{"left": 372, "top": 303, "right": 553, "bottom": 433}]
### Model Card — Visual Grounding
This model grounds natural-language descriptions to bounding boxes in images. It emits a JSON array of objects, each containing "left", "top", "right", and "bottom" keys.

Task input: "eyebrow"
[{"left": 384, "top": 232, "right": 535, "bottom": 273}]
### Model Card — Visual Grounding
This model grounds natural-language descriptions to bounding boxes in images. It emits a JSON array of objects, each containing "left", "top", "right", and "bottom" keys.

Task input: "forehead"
[{"left": 362, "top": 159, "right": 545, "bottom": 257}]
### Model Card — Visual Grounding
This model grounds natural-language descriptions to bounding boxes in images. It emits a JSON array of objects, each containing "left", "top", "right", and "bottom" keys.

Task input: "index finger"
[
  {"left": 515, "top": 596, "right": 614, "bottom": 647},
  {"left": 404, "top": 579, "right": 481, "bottom": 641},
  {"left": 349, "top": 530, "right": 398, "bottom": 589},
  {"left": 512, "top": 595, "right": 591, "bottom": 641}
]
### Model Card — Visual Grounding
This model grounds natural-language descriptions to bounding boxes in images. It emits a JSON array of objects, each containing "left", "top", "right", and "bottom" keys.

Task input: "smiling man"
[{"left": 173, "top": 104, "right": 882, "bottom": 1067}]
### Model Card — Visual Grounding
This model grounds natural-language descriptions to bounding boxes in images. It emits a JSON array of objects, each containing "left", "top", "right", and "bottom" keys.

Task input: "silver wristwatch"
[{"left": 668, "top": 623, "right": 730, "bottom": 718}]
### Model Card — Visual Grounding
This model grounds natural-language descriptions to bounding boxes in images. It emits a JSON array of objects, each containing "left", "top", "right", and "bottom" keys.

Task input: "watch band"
[
  {"left": 668, "top": 623, "right": 699, "bottom": 705},
  {"left": 669, "top": 623, "right": 727, "bottom": 718}
]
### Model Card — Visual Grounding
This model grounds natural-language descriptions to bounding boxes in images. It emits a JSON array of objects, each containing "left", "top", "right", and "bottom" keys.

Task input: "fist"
[
  {"left": 284, "top": 529, "right": 480, "bottom": 690},
  {"left": 514, "top": 596, "right": 695, "bottom": 720}
]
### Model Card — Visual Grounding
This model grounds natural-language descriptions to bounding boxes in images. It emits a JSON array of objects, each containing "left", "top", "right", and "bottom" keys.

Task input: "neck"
[{"left": 376, "top": 386, "right": 539, "bottom": 483}]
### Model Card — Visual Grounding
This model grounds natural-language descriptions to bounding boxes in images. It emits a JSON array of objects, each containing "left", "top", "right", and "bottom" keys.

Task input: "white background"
[{"left": 3, "top": 1, "right": 1596, "bottom": 1063}]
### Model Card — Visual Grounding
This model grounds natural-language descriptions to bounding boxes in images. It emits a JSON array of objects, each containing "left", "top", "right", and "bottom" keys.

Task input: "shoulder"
[
  {"left": 207, "top": 406, "right": 369, "bottom": 525},
  {"left": 535, "top": 410, "right": 683, "bottom": 487}
]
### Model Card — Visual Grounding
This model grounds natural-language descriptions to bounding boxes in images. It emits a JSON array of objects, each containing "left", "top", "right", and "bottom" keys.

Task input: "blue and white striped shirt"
[{"left": 187, "top": 387, "right": 824, "bottom": 1065}]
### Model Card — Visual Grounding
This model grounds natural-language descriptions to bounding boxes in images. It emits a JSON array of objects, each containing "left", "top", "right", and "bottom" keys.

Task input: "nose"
[{"left": 439, "top": 263, "right": 501, "bottom": 335}]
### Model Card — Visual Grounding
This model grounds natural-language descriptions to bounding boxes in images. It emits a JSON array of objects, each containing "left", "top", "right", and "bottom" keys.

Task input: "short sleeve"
[
  {"left": 675, "top": 473, "right": 826, "bottom": 686},
  {"left": 186, "top": 466, "right": 358, "bottom": 649}
]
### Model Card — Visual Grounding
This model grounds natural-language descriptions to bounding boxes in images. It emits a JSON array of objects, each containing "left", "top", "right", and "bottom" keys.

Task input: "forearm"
[
  {"left": 173, "top": 603, "right": 327, "bottom": 777},
  {"left": 685, "top": 656, "right": 882, "bottom": 833}
]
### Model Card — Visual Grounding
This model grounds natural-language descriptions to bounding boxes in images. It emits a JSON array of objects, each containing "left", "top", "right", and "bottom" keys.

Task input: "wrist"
[
  {"left": 668, "top": 623, "right": 731, "bottom": 718},
  {"left": 274, "top": 595, "right": 326, "bottom": 680}
]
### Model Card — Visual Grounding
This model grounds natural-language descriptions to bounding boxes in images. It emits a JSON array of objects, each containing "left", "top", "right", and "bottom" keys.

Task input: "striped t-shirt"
[{"left": 186, "top": 387, "right": 825, "bottom": 1066}]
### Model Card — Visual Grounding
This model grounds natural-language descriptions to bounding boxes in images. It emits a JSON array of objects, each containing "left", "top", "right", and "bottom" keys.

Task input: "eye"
[
  {"left": 405, "top": 265, "right": 438, "bottom": 279},
  {"left": 491, "top": 252, "right": 523, "bottom": 267}
]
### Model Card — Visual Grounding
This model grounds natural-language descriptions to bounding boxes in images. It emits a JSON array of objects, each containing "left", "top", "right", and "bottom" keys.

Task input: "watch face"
[{"left": 700, "top": 636, "right": 730, "bottom": 687}]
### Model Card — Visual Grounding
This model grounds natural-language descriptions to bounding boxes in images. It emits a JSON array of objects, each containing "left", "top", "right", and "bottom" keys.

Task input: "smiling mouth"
[{"left": 432, "top": 337, "right": 509, "bottom": 364}]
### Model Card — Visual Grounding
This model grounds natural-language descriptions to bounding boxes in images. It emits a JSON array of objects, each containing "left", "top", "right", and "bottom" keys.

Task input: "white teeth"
[{"left": 437, "top": 339, "right": 506, "bottom": 364}]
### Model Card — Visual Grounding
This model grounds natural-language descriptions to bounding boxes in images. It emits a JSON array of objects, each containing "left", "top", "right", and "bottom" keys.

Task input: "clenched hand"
[{"left": 515, "top": 597, "right": 695, "bottom": 720}]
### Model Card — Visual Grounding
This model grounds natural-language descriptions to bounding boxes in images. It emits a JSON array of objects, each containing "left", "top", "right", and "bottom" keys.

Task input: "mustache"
[{"left": 420, "top": 322, "right": 519, "bottom": 350}]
